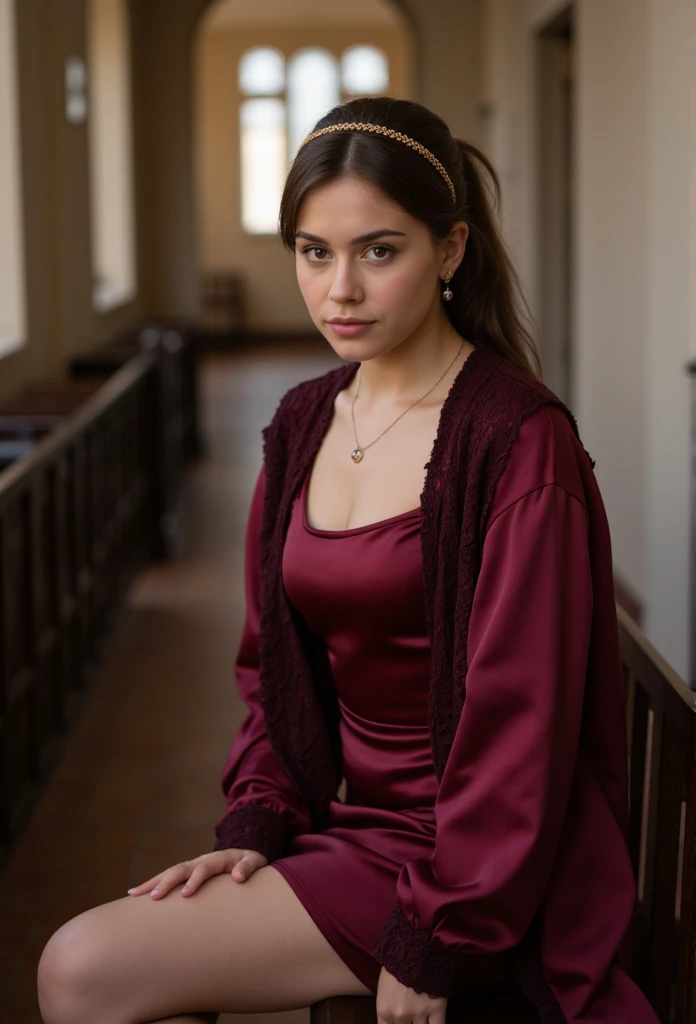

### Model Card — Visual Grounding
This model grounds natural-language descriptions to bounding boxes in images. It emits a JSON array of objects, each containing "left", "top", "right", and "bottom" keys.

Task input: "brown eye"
[
  {"left": 302, "top": 247, "right": 330, "bottom": 261},
  {"left": 367, "top": 245, "right": 394, "bottom": 260}
]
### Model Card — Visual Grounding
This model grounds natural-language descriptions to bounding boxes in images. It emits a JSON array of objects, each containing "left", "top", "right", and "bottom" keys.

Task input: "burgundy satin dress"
[
  {"left": 270, "top": 405, "right": 583, "bottom": 995},
  {"left": 272, "top": 458, "right": 440, "bottom": 992}
]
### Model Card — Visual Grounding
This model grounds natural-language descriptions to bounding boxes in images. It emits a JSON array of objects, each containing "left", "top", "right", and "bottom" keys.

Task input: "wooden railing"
[
  {"left": 0, "top": 353, "right": 158, "bottom": 867},
  {"left": 620, "top": 604, "right": 696, "bottom": 1022},
  {"left": 0, "top": 320, "right": 202, "bottom": 869}
]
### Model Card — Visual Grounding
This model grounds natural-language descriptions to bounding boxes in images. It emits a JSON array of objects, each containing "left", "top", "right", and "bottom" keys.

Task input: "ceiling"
[{"left": 201, "top": 0, "right": 403, "bottom": 30}]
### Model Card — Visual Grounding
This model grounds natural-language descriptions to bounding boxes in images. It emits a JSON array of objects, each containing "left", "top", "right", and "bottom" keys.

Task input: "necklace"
[{"left": 350, "top": 339, "right": 465, "bottom": 462}]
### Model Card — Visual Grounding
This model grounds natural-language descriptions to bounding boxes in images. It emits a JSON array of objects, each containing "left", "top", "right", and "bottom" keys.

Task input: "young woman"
[{"left": 37, "top": 97, "right": 659, "bottom": 1024}]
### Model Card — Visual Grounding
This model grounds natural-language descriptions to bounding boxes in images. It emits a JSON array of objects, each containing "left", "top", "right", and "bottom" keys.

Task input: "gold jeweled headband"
[{"left": 296, "top": 122, "right": 457, "bottom": 205}]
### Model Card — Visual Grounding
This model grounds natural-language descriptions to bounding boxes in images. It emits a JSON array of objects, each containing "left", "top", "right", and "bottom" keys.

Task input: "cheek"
[
  {"left": 296, "top": 263, "right": 322, "bottom": 309},
  {"left": 380, "top": 264, "right": 435, "bottom": 318},
  {"left": 383, "top": 267, "right": 426, "bottom": 299}
]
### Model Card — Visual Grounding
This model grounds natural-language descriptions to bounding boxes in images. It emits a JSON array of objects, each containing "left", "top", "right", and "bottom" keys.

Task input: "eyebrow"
[{"left": 295, "top": 229, "right": 408, "bottom": 245}]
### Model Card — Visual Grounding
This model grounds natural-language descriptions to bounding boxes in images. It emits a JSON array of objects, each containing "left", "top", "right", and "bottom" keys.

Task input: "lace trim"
[
  {"left": 371, "top": 903, "right": 567, "bottom": 1022},
  {"left": 371, "top": 901, "right": 461, "bottom": 998},
  {"left": 257, "top": 365, "right": 351, "bottom": 829},
  {"left": 213, "top": 804, "right": 292, "bottom": 862}
]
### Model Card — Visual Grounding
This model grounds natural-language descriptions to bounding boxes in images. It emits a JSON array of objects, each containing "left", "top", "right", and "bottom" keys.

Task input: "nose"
[{"left": 327, "top": 259, "right": 364, "bottom": 304}]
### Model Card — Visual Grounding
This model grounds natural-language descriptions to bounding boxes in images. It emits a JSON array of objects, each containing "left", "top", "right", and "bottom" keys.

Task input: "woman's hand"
[
  {"left": 127, "top": 849, "right": 269, "bottom": 899},
  {"left": 376, "top": 966, "right": 447, "bottom": 1024}
]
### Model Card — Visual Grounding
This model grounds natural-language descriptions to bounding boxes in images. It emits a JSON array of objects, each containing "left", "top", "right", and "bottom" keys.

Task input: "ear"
[{"left": 440, "top": 220, "right": 469, "bottom": 277}]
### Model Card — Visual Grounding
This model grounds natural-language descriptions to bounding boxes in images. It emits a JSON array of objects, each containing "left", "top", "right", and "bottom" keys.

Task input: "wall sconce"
[{"left": 65, "top": 56, "right": 88, "bottom": 124}]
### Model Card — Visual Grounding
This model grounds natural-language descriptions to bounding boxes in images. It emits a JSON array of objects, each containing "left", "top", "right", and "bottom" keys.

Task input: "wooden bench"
[{"left": 311, "top": 605, "right": 694, "bottom": 1023}]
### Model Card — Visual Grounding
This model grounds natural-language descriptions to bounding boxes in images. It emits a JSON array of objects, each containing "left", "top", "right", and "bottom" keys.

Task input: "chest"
[{"left": 304, "top": 392, "right": 444, "bottom": 532}]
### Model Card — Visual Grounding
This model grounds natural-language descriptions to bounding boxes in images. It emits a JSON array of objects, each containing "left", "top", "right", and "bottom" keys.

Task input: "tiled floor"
[{"left": 0, "top": 342, "right": 339, "bottom": 1024}]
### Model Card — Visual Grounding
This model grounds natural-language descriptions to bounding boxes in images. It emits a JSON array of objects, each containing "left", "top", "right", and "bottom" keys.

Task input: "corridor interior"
[{"left": 0, "top": 341, "right": 339, "bottom": 1024}]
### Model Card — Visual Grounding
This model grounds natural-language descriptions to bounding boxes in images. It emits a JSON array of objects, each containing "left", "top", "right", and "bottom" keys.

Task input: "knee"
[{"left": 37, "top": 911, "right": 112, "bottom": 1024}]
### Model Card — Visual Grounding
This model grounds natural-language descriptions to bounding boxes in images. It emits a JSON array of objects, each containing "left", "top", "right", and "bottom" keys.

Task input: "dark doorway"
[{"left": 536, "top": 5, "right": 574, "bottom": 404}]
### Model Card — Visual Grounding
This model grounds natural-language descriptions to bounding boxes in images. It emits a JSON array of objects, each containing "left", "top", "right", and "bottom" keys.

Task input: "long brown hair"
[{"left": 279, "top": 96, "right": 542, "bottom": 380}]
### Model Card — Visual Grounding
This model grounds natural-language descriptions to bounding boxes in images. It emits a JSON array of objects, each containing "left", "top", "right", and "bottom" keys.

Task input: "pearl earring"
[{"left": 442, "top": 271, "right": 454, "bottom": 302}]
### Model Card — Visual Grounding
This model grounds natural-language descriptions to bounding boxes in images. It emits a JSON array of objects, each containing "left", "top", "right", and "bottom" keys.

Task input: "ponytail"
[{"left": 449, "top": 140, "right": 542, "bottom": 380}]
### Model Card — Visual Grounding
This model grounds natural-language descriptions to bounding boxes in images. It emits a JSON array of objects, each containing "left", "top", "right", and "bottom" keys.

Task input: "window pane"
[
  {"left": 341, "top": 45, "right": 389, "bottom": 95},
  {"left": 239, "top": 46, "right": 285, "bottom": 96},
  {"left": 0, "top": 0, "right": 26, "bottom": 354},
  {"left": 87, "top": 0, "right": 137, "bottom": 312},
  {"left": 240, "top": 98, "right": 286, "bottom": 233},
  {"left": 287, "top": 48, "right": 340, "bottom": 160}
]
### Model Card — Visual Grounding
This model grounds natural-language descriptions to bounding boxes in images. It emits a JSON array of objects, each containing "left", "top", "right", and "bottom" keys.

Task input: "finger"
[
  {"left": 148, "top": 862, "right": 190, "bottom": 899},
  {"left": 231, "top": 856, "right": 259, "bottom": 881},
  {"left": 179, "top": 863, "right": 214, "bottom": 896},
  {"left": 126, "top": 872, "right": 165, "bottom": 896}
]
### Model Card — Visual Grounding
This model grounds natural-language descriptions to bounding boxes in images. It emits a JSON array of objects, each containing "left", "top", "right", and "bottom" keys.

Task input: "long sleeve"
[
  {"left": 213, "top": 461, "right": 313, "bottom": 861},
  {"left": 371, "top": 481, "right": 593, "bottom": 997}
]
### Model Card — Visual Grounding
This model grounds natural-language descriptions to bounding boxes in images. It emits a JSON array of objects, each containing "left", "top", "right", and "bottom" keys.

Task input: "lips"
[{"left": 327, "top": 321, "right": 375, "bottom": 337}]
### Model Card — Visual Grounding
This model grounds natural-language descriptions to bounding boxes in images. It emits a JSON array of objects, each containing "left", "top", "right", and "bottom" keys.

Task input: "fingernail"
[
  {"left": 181, "top": 886, "right": 189, "bottom": 894},
  {"left": 151, "top": 887, "right": 160, "bottom": 897},
  {"left": 233, "top": 869, "right": 244, "bottom": 879},
  {"left": 127, "top": 888, "right": 133, "bottom": 894}
]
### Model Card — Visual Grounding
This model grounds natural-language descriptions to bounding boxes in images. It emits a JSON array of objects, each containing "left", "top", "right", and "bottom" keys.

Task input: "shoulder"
[
  {"left": 486, "top": 404, "right": 590, "bottom": 529},
  {"left": 458, "top": 344, "right": 594, "bottom": 517},
  {"left": 262, "top": 362, "right": 353, "bottom": 449},
  {"left": 277, "top": 362, "right": 350, "bottom": 412}
]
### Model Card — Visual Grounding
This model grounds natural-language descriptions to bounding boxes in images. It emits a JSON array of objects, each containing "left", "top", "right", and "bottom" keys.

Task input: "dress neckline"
[{"left": 301, "top": 468, "right": 422, "bottom": 538}]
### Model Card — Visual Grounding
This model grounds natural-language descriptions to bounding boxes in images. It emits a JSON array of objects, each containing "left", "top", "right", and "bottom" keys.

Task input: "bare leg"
[
  {"left": 148, "top": 1011, "right": 219, "bottom": 1019},
  {"left": 147, "top": 1016, "right": 218, "bottom": 1023},
  {"left": 147, "top": 1015, "right": 218, "bottom": 1023},
  {"left": 37, "top": 865, "right": 373, "bottom": 1024}
]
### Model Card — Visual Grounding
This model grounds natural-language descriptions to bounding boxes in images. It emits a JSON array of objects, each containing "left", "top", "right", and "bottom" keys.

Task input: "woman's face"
[{"left": 293, "top": 174, "right": 463, "bottom": 358}]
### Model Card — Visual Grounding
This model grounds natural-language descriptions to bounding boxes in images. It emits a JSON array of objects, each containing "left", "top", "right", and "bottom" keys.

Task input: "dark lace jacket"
[{"left": 212, "top": 339, "right": 657, "bottom": 1024}]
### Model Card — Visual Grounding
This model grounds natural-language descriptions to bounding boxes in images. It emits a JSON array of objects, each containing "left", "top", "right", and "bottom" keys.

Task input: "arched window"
[
  {"left": 87, "top": 0, "right": 136, "bottom": 312},
  {"left": 287, "top": 48, "right": 340, "bottom": 160},
  {"left": 239, "top": 45, "right": 285, "bottom": 95},
  {"left": 0, "top": 0, "right": 26, "bottom": 357},
  {"left": 239, "top": 43, "right": 389, "bottom": 235},
  {"left": 341, "top": 45, "right": 389, "bottom": 96},
  {"left": 239, "top": 47, "right": 286, "bottom": 234}
]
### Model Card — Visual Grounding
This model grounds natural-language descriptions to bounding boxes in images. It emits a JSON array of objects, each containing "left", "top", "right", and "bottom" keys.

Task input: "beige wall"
[
  {"left": 195, "top": 25, "right": 413, "bottom": 331},
  {"left": 481, "top": 0, "right": 694, "bottom": 678},
  {"left": 1, "top": 0, "right": 143, "bottom": 403},
  {"left": 643, "top": 0, "right": 693, "bottom": 679},
  {"left": 576, "top": 0, "right": 649, "bottom": 608}
]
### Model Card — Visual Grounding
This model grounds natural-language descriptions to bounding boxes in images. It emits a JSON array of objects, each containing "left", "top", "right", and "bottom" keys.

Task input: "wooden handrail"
[
  {"left": 617, "top": 603, "right": 696, "bottom": 718},
  {"left": 0, "top": 350, "right": 156, "bottom": 505}
]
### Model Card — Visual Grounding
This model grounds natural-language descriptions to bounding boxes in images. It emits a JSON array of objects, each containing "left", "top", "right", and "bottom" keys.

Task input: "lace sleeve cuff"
[
  {"left": 371, "top": 901, "right": 462, "bottom": 998},
  {"left": 213, "top": 804, "right": 292, "bottom": 862}
]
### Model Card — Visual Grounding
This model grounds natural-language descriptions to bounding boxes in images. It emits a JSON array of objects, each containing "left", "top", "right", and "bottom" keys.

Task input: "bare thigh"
[{"left": 37, "top": 864, "right": 373, "bottom": 1024}]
